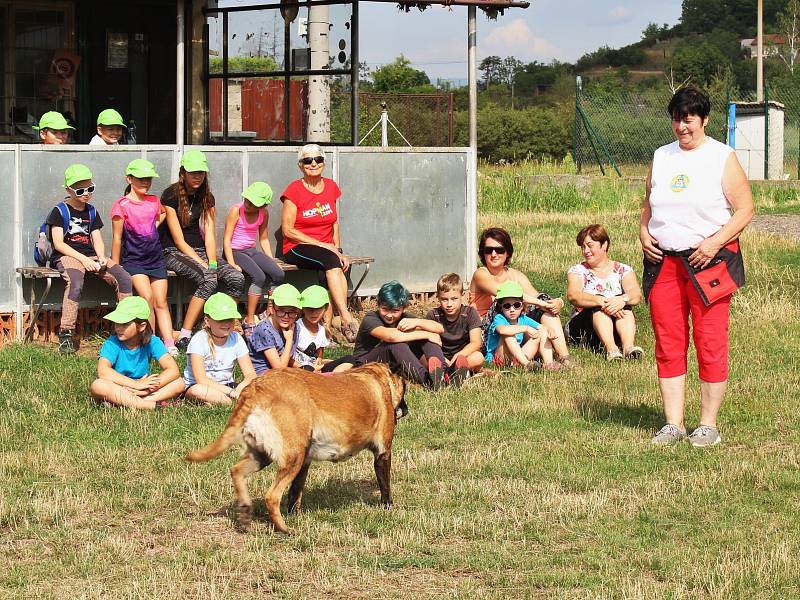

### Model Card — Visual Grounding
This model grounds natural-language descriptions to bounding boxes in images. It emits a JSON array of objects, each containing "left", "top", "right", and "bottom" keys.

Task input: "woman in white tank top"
[{"left": 639, "top": 87, "right": 754, "bottom": 448}]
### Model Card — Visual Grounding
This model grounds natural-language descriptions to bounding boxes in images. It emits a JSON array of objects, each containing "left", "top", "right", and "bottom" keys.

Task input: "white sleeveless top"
[{"left": 648, "top": 137, "right": 734, "bottom": 251}]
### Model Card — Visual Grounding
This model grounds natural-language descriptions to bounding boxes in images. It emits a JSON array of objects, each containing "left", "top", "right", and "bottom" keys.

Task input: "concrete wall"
[{"left": 1, "top": 145, "right": 476, "bottom": 329}]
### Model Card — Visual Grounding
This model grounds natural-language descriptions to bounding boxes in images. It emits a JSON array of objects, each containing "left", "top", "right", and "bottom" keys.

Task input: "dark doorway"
[{"left": 78, "top": 0, "right": 177, "bottom": 143}]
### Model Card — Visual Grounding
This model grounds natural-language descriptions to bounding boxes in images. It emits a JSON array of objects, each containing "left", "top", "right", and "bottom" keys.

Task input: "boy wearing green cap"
[
  {"left": 247, "top": 284, "right": 303, "bottom": 375},
  {"left": 34, "top": 111, "right": 74, "bottom": 144},
  {"left": 91, "top": 296, "right": 185, "bottom": 410},
  {"left": 294, "top": 285, "right": 332, "bottom": 370},
  {"left": 90, "top": 108, "right": 126, "bottom": 145},
  {"left": 48, "top": 164, "right": 133, "bottom": 354},
  {"left": 485, "top": 281, "right": 560, "bottom": 371},
  {"left": 159, "top": 149, "right": 245, "bottom": 350},
  {"left": 223, "top": 181, "right": 284, "bottom": 333}
]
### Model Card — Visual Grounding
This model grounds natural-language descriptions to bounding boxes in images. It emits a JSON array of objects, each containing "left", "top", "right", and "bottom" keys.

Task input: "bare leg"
[
  {"left": 501, "top": 335, "right": 539, "bottom": 367},
  {"left": 699, "top": 380, "right": 727, "bottom": 428},
  {"left": 615, "top": 310, "right": 637, "bottom": 351},
  {"left": 185, "top": 384, "right": 233, "bottom": 406},
  {"left": 231, "top": 452, "right": 266, "bottom": 531},
  {"left": 539, "top": 313, "right": 569, "bottom": 359},
  {"left": 659, "top": 374, "right": 686, "bottom": 430},
  {"left": 142, "top": 378, "right": 187, "bottom": 403},
  {"left": 182, "top": 296, "right": 206, "bottom": 332},
  {"left": 325, "top": 268, "right": 353, "bottom": 327},
  {"left": 150, "top": 278, "right": 174, "bottom": 342},
  {"left": 287, "top": 463, "right": 311, "bottom": 514},
  {"left": 536, "top": 333, "right": 555, "bottom": 364},
  {"left": 466, "top": 351, "right": 485, "bottom": 371},
  {"left": 130, "top": 274, "right": 156, "bottom": 330},
  {"left": 90, "top": 379, "right": 155, "bottom": 410},
  {"left": 245, "top": 293, "right": 260, "bottom": 324},
  {"left": 591, "top": 311, "right": 619, "bottom": 353}
]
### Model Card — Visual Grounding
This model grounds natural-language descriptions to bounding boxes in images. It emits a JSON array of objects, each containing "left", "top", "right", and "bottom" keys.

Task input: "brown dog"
[{"left": 186, "top": 363, "right": 407, "bottom": 533}]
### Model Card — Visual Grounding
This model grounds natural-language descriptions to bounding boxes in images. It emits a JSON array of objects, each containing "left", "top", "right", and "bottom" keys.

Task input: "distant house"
[{"left": 742, "top": 34, "right": 787, "bottom": 59}]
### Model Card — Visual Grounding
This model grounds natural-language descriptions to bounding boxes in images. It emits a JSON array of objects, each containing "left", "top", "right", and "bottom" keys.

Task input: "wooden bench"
[{"left": 16, "top": 256, "right": 374, "bottom": 342}]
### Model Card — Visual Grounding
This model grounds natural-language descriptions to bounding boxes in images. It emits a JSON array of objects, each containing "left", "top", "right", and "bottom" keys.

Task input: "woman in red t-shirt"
[{"left": 280, "top": 144, "right": 357, "bottom": 342}]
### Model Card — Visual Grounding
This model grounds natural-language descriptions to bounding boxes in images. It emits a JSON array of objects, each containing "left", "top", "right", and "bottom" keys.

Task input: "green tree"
[
  {"left": 209, "top": 55, "right": 278, "bottom": 74},
  {"left": 371, "top": 55, "right": 432, "bottom": 92},
  {"left": 642, "top": 22, "right": 662, "bottom": 40},
  {"left": 671, "top": 39, "right": 731, "bottom": 85},
  {"left": 479, "top": 55, "right": 504, "bottom": 86},
  {"left": 501, "top": 56, "right": 524, "bottom": 86},
  {"left": 777, "top": 0, "right": 800, "bottom": 74}
]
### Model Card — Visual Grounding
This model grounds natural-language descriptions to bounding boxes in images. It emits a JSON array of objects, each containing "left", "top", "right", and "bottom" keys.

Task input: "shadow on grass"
[{"left": 574, "top": 395, "right": 663, "bottom": 431}]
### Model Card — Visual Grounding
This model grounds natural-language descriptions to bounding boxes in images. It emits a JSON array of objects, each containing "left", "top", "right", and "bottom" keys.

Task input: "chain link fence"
[
  {"left": 575, "top": 83, "right": 800, "bottom": 180},
  {"left": 358, "top": 93, "right": 454, "bottom": 147}
]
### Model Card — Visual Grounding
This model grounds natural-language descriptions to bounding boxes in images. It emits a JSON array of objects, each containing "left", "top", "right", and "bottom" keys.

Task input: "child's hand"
[
  {"left": 80, "top": 256, "right": 100, "bottom": 272},
  {"left": 231, "top": 264, "right": 242, "bottom": 272},
  {"left": 229, "top": 388, "right": 241, "bottom": 400},
  {"left": 283, "top": 325, "right": 295, "bottom": 339},
  {"left": 396, "top": 318, "right": 415, "bottom": 332}
]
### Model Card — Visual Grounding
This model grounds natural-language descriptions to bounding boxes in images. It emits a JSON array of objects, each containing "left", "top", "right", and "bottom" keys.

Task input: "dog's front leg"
[
  {"left": 373, "top": 450, "right": 392, "bottom": 508},
  {"left": 287, "top": 462, "right": 311, "bottom": 515}
]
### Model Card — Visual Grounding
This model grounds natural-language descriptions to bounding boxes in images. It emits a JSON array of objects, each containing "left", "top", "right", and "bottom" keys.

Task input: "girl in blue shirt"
[
  {"left": 90, "top": 296, "right": 185, "bottom": 409},
  {"left": 485, "top": 281, "right": 561, "bottom": 371}
]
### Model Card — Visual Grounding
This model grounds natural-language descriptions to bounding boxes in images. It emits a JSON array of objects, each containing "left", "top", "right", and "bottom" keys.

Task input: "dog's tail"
[{"left": 185, "top": 388, "right": 255, "bottom": 463}]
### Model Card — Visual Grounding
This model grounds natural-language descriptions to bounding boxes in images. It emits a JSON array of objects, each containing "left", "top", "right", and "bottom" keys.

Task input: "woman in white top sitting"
[
  {"left": 640, "top": 86, "right": 754, "bottom": 448},
  {"left": 566, "top": 224, "right": 643, "bottom": 361}
]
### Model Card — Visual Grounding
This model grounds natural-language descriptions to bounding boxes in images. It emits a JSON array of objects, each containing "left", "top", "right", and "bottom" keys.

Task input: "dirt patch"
[{"left": 750, "top": 215, "right": 800, "bottom": 242}]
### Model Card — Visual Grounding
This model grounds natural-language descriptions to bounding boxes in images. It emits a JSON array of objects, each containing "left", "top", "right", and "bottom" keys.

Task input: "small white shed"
[{"left": 732, "top": 101, "right": 785, "bottom": 181}]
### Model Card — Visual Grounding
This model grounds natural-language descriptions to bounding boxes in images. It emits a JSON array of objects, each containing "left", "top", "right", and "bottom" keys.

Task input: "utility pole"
[
  {"left": 757, "top": 0, "right": 764, "bottom": 102},
  {"left": 308, "top": 5, "right": 331, "bottom": 141}
]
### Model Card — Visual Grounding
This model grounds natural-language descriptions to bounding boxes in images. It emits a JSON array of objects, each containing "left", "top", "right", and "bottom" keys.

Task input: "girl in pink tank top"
[{"left": 223, "top": 182, "right": 285, "bottom": 330}]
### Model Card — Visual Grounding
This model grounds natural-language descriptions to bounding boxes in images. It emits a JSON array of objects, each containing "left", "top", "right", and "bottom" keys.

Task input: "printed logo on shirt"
[
  {"left": 67, "top": 216, "right": 91, "bottom": 245},
  {"left": 302, "top": 202, "right": 333, "bottom": 219},
  {"left": 670, "top": 174, "right": 689, "bottom": 192}
]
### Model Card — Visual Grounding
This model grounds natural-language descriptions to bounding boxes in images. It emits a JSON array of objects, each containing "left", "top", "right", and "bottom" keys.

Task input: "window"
[{"left": 205, "top": 0, "right": 356, "bottom": 144}]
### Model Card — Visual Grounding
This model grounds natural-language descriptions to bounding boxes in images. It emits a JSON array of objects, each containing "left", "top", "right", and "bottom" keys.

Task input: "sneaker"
[
  {"left": 167, "top": 346, "right": 179, "bottom": 358},
  {"left": 624, "top": 346, "right": 644, "bottom": 360},
  {"left": 525, "top": 359, "right": 543, "bottom": 372},
  {"left": 427, "top": 357, "right": 446, "bottom": 391},
  {"left": 607, "top": 348, "right": 624, "bottom": 361},
  {"left": 651, "top": 424, "right": 687, "bottom": 446},
  {"left": 559, "top": 355, "right": 578, "bottom": 369},
  {"left": 688, "top": 425, "right": 721, "bottom": 447},
  {"left": 58, "top": 330, "right": 75, "bottom": 355},
  {"left": 341, "top": 321, "right": 358, "bottom": 344},
  {"left": 175, "top": 336, "right": 191, "bottom": 352},
  {"left": 542, "top": 361, "right": 563, "bottom": 371}
]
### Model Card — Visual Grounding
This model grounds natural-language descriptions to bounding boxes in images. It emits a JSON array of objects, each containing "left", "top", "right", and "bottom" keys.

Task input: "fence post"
[
  {"left": 574, "top": 76, "right": 582, "bottom": 173},
  {"left": 764, "top": 85, "right": 769, "bottom": 180}
]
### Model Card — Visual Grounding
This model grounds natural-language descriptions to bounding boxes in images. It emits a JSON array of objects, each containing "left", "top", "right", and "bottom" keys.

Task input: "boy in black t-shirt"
[
  {"left": 426, "top": 273, "right": 485, "bottom": 386},
  {"left": 49, "top": 164, "right": 132, "bottom": 354}
]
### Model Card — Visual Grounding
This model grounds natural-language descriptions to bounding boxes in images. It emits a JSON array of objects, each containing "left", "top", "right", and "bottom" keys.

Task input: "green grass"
[{"left": 3, "top": 175, "right": 800, "bottom": 598}]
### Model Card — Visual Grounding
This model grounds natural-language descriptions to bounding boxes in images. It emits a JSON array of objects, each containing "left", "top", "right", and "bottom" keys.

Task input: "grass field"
[{"left": 2, "top": 172, "right": 800, "bottom": 599}]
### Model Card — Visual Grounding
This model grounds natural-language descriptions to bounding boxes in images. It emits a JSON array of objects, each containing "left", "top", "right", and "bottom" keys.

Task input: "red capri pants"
[{"left": 649, "top": 256, "right": 731, "bottom": 382}]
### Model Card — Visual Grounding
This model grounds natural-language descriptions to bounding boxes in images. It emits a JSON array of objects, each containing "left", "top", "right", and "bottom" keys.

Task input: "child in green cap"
[
  {"left": 90, "top": 296, "right": 185, "bottom": 410},
  {"left": 247, "top": 283, "right": 303, "bottom": 374},
  {"left": 90, "top": 108, "right": 126, "bottom": 146},
  {"left": 183, "top": 292, "right": 256, "bottom": 405},
  {"left": 48, "top": 163, "right": 133, "bottom": 354},
  {"left": 223, "top": 181, "right": 284, "bottom": 334},
  {"left": 294, "top": 285, "right": 332, "bottom": 371},
  {"left": 111, "top": 159, "right": 176, "bottom": 355},
  {"left": 34, "top": 111, "right": 73, "bottom": 144},
  {"left": 485, "top": 281, "right": 560, "bottom": 371}
]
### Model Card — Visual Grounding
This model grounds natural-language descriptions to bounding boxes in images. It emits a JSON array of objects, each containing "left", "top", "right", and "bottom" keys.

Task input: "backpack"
[{"left": 34, "top": 202, "right": 96, "bottom": 267}]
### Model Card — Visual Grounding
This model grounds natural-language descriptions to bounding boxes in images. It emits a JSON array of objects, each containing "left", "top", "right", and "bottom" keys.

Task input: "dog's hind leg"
[
  {"left": 373, "top": 450, "right": 393, "bottom": 508},
  {"left": 265, "top": 456, "right": 305, "bottom": 534},
  {"left": 287, "top": 462, "right": 311, "bottom": 515},
  {"left": 231, "top": 451, "right": 266, "bottom": 532}
]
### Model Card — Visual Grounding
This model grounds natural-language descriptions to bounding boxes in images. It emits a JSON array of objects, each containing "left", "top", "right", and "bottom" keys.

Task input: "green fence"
[{"left": 574, "top": 81, "right": 800, "bottom": 180}]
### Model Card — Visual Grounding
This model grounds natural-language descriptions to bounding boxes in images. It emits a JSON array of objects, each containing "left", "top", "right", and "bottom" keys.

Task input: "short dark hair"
[
  {"left": 478, "top": 227, "right": 514, "bottom": 267},
  {"left": 576, "top": 224, "right": 610, "bottom": 249},
  {"left": 667, "top": 86, "right": 711, "bottom": 121}
]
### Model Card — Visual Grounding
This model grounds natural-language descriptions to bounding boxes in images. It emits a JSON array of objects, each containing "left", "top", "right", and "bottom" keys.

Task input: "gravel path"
[{"left": 749, "top": 215, "right": 800, "bottom": 242}]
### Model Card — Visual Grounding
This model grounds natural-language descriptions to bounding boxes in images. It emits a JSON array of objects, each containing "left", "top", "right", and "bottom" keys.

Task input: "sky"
[{"left": 358, "top": 0, "right": 684, "bottom": 81}]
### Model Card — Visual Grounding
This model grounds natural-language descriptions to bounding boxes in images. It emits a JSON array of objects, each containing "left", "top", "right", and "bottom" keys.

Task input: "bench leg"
[
  {"left": 26, "top": 278, "right": 53, "bottom": 343},
  {"left": 348, "top": 263, "right": 370, "bottom": 306}
]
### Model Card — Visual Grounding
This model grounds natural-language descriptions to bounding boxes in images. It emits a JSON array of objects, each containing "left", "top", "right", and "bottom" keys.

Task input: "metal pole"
[
  {"left": 574, "top": 76, "right": 582, "bottom": 173},
  {"left": 468, "top": 6, "right": 477, "bottom": 153},
  {"left": 176, "top": 0, "right": 185, "bottom": 147},
  {"left": 757, "top": 0, "right": 763, "bottom": 102},
  {"left": 380, "top": 104, "right": 388, "bottom": 147},
  {"left": 764, "top": 85, "right": 770, "bottom": 180},
  {"left": 352, "top": 0, "right": 359, "bottom": 145}
]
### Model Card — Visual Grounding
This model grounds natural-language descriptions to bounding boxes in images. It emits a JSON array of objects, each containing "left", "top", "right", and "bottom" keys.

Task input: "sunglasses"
[
  {"left": 300, "top": 156, "right": 325, "bottom": 165},
  {"left": 275, "top": 308, "right": 299, "bottom": 318},
  {"left": 69, "top": 184, "right": 96, "bottom": 196},
  {"left": 483, "top": 246, "right": 507, "bottom": 255},
  {"left": 501, "top": 301, "right": 523, "bottom": 310}
]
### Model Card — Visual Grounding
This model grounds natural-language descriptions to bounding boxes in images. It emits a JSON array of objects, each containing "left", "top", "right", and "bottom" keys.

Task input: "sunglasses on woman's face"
[
  {"left": 483, "top": 246, "right": 507, "bottom": 255},
  {"left": 501, "top": 301, "right": 523, "bottom": 310},
  {"left": 69, "top": 184, "right": 96, "bottom": 196},
  {"left": 300, "top": 156, "right": 325, "bottom": 165}
]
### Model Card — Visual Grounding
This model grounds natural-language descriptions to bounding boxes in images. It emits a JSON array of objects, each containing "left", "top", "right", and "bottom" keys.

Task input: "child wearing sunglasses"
[
  {"left": 485, "top": 281, "right": 561, "bottom": 371},
  {"left": 47, "top": 164, "right": 132, "bottom": 354},
  {"left": 247, "top": 284, "right": 303, "bottom": 374}
]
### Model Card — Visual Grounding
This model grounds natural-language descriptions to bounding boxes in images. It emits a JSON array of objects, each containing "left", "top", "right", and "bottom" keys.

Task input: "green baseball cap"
[
  {"left": 204, "top": 292, "right": 241, "bottom": 320},
  {"left": 180, "top": 149, "right": 209, "bottom": 173},
  {"left": 64, "top": 164, "right": 93, "bottom": 188},
  {"left": 97, "top": 108, "right": 127, "bottom": 127},
  {"left": 125, "top": 158, "right": 159, "bottom": 179},
  {"left": 104, "top": 296, "right": 151, "bottom": 323},
  {"left": 242, "top": 181, "right": 273, "bottom": 207},
  {"left": 300, "top": 285, "right": 330, "bottom": 309},
  {"left": 270, "top": 284, "right": 302, "bottom": 309},
  {"left": 495, "top": 281, "right": 524, "bottom": 300},
  {"left": 33, "top": 111, "right": 74, "bottom": 131}
]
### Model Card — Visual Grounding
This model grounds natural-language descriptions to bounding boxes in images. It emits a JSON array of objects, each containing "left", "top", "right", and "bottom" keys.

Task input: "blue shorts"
[{"left": 124, "top": 264, "right": 168, "bottom": 279}]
